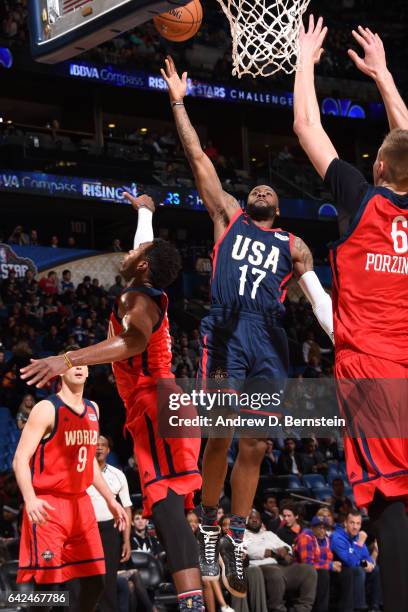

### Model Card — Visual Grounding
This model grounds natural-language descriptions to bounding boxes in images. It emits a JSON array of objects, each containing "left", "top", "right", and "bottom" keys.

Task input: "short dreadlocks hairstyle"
[{"left": 144, "top": 239, "right": 182, "bottom": 289}]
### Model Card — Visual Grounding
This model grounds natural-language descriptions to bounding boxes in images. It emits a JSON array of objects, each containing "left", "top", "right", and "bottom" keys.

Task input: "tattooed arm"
[
  {"left": 291, "top": 236, "right": 314, "bottom": 280},
  {"left": 161, "top": 56, "right": 240, "bottom": 241},
  {"left": 292, "top": 236, "right": 334, "bottom": 343}
]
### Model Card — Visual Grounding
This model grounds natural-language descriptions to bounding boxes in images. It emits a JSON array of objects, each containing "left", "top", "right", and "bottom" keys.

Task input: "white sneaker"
[{"left": 221, "top": 606, "right": 235, "bottom": 612}]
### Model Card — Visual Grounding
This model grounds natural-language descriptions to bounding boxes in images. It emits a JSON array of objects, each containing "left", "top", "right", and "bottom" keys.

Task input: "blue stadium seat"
[
  {"left": 272, "top": 450, "right": 281, "bottom": 461},
  {"left": 312, "top": 487, "right": 333, "bottom": 501},
  {"left": 303, "top": 474, "right": 326, "bottom": 489},
  {"left": 271, "top": 475, "right": 303, "bottom": 489},
  {"left": 327, "top": 468, "right": 342, "bottom": 484},
  {"left": 339, "top": 461, "right": 347, "bottom": 476},
  {"left": 286, "top": 475, "right": 303, "bottom": 489}
]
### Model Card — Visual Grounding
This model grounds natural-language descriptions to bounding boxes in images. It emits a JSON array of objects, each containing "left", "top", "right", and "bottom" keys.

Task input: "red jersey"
[
  {"left": 31, "top": 394, "right": 98, "bottom": 495},
  {"left": 108, "top": 287, "right": 173, "bottom": 407},
  {"left": 326, "top": 159, "right": 408, "bottom": 364}
]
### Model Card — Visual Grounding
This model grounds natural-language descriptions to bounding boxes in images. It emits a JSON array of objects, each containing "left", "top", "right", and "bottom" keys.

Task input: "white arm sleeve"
[
  {"left": 298, "top": 271, "right": 334, "bottom": 343},
  {"left": 133, "top": 208, "right": 154, "bottom": 249}
]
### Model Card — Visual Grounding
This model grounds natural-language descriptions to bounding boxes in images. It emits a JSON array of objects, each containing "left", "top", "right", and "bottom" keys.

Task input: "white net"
[{"left": 216, "top": 0, "right": 311, "bottom": 78}]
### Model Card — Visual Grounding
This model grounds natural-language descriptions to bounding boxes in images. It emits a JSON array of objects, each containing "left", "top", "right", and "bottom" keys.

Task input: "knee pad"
[{"left": 152, "top": 489, "right": 199, "bottom": 574}]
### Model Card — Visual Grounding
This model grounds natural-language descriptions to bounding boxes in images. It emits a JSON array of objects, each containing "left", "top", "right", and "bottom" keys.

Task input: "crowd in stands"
[
  {"left": 0, "top": 252, "right": 383, "bottom": 611},
  {"left": 4, "top": 225, "right": 78, "bottom": 249},
  {"left": 0, "top": 114, "right": 329, "bottom": 202}
]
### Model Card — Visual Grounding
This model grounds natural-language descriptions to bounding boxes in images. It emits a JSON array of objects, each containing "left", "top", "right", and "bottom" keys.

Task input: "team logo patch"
[
  {"left": 274, "top": 233, "right": 290, "bottom": 241},
  {"left": 41, "top": 550, "right": 54, "bottom": 562},
  {"left": 88, "top": 414, "right": 97, "bottom": 421}
]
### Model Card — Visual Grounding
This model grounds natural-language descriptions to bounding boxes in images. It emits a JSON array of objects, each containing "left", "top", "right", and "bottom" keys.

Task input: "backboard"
[{"left": 29, "top": 0, "right": 191, "bottom": 64}]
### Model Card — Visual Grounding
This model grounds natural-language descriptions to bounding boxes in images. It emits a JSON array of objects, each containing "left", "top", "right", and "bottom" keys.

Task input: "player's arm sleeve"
[
  {"left": 324, "top": 158, "right": 370, "bottom": 226},
  {"left": 134, "top": 208, "right": 154, "bottom": 249},
  {"left": 298, "top": 271, "right": 334, "bottom": 343},
  {"left": 117, "top": 471, "right": 133, "bottom": 508}
]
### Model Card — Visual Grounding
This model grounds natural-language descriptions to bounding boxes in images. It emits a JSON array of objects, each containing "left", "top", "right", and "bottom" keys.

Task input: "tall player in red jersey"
[
  {"left": 21, "top": 196, "right": 205, "bottom": 612},
  {"left": 293, "top": 16, "right": 408, "bottom": 612},
  {"left": 13, "top": 350, "right": 128, "bottom": 611}
]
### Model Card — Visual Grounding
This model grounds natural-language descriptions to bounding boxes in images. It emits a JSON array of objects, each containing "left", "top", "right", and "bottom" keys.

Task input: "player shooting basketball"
[
  {"left": 20, "top": 196, "right": 205, "bottom": 612},
  {"left": 293, "top": 16, "right": 408, "bottom": 612},
  {"left": 161, "top": 55, "right": 334, "bottom": 597},
  {"left": 13, "top": 349, "right": 128, "bottom": 612}
]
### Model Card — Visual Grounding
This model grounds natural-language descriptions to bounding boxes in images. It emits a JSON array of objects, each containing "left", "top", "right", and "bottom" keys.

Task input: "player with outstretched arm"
[
  {"left": 20, "top": 195, "right": 205, "bottom": 612},
  {"left": 293, "top": 16, "right": 408, "bottom": 612},
  {"left": 161, "top": 55, "right": 334, "bottom": 597}
]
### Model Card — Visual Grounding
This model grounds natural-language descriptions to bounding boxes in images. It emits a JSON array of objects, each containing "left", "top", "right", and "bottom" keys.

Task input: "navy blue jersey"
[{"left": 211, "top": 210, "right": 294, "bottom": 318}]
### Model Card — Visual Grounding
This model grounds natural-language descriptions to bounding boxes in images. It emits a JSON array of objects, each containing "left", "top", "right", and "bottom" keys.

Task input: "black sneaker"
[
  {"left": 218, "top": 535, "right": 247, "bottom": 598},
  {"left": 197, "top": 524, "right": 221, "bottom": 581}
]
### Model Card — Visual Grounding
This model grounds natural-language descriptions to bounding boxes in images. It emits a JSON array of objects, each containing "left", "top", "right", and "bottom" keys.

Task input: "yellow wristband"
[{"left": 63, "top": 353, "right": 73, "bottom": 369}]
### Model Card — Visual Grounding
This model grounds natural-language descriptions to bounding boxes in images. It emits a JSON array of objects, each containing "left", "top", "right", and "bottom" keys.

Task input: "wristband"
[
  {"left": 63, "top": 352, "right": 73, "bottom": 369},
  {"left": 172, "top": 101, "right": 184, "bottom": 107}
]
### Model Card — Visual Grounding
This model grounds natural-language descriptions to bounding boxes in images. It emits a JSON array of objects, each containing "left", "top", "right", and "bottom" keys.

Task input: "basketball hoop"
[{"left": 216, "top": 0, "right": 311, "bottom": 78}]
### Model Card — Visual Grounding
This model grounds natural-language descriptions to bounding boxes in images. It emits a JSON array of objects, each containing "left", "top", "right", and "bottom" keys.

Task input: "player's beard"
[{"left": 246, "top": 201, "right": 277, "bottom": 221}]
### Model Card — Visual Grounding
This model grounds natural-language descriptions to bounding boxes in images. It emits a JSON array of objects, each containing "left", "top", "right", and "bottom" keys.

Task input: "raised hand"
[
  {"left": 123, "top": 192, "right": 156, "bottom": 213},
  {"left": 160, "top": 55, "right": 188, "bottom": 102},
  {"left": 348, "top": 26, "right": 387, "bottom": 81},
  {"left": 299, "top": 15, "right": 328, "bottom": 66},
  {"left": 20, "top": 355, "right": 67, "bottom": 388}
]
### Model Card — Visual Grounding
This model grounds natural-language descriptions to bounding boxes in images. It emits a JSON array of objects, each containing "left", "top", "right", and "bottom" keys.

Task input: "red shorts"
[
  {"left": 126, "top": 384, "right": 202, "bottom": 518},
  {"left": 335, "top": 350, "right": 408, "bottom": 508},
  {"left": 18, "top": 492, "right": 105, "bottom": 584}
]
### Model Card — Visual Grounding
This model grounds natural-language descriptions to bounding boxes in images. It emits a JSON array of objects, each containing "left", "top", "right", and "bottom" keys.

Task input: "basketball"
[{"left": 153, "top": 0, "right": 203, "bottom": 42}]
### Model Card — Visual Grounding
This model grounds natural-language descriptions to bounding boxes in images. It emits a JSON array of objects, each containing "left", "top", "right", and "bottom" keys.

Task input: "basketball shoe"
[
  {"left": 197, "top": 524, "right": 221, "bottom": 580},
  {"left": 218, "top": 534, "right": 247, "bottom": 597}
]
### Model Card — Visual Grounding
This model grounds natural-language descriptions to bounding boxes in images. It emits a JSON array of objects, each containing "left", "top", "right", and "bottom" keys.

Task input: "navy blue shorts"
[{"left": 198, "top": 307, "right": 288, "bottom": 423}]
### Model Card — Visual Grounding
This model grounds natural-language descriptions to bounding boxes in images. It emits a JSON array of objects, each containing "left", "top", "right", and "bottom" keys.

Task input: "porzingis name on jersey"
[
  {"left": 64, "top": 430, "right": 98, "bottom": 446},
  {"left": 365, "top": 253, "right": 408, "bottom": 275}
]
